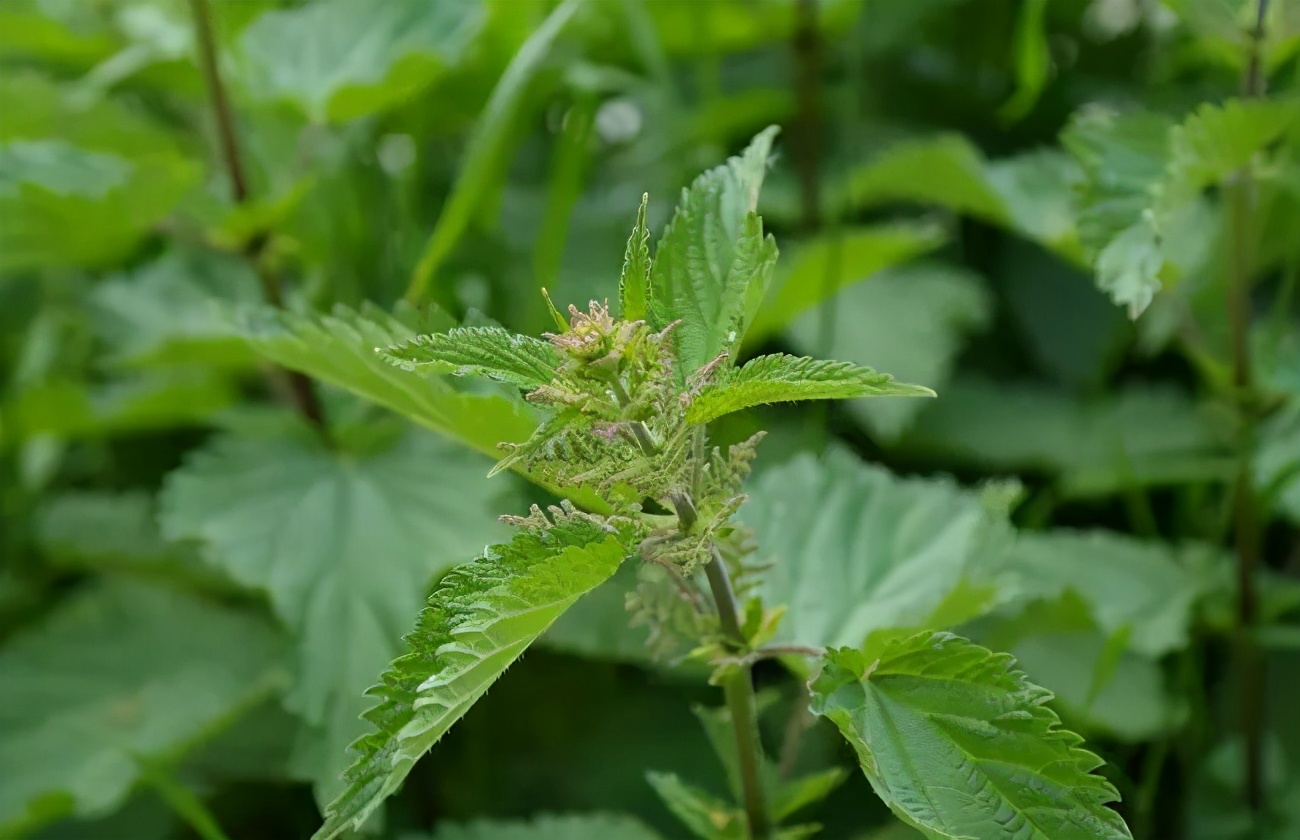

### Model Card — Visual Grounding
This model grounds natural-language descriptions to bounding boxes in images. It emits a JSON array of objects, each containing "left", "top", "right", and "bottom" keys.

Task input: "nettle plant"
[{"left": 315, "top": 130, "right": 1134, "bottom": 840}]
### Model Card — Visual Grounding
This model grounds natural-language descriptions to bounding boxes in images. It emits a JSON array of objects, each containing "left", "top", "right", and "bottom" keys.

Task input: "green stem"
[
  {"left": 1228, "top": 0, "right": 1270, "bottom": 815},
  {"left": 142, "top": 768, "right": 232, "bottom": 840},
  {"left": 188, "top": 0, "right": 326, "bottom": 431},
  {"left": 705, "top": 551, "right": 773, "bottom": 840}
]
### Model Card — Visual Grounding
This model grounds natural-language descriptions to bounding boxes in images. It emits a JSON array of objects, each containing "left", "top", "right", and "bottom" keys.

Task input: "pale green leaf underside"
[
  {"left": 0, "top": 580, "right": 283, "bottom": 835},
  {"left": 743, "top": 450, "right": 1009, "bottom": 657},
  {"left": 314, "top": 518, "right": 631, "bottom": 840},
  {"left": 160, "top": 428, "right": 509, "bottom": 801},
  {"left": 426, "top": 813, "right": 665, "bottom": 839},
  {"left": 381, "top": 326, "right": 560, "bottom": 389},
  {"left": 686, "top": 353, "right": 933, "bottom": 424},
  {"left": 649, "top": 126, "right": 779, "bottom": 379},
  {"left": 810, "top": 632, "right": 1133, "bottom": 840},
  {"left": 239, "top": 0, "right": 485, "bottom": 122}
]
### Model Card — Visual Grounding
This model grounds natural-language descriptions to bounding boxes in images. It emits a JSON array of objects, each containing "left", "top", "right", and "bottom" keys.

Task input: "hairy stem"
[
  {"left": 1229, "top": 0, "right": 1270, "bottom": 815},
  {"left": 706, "top": 551, "right": 773, "bottom": 840},
  {"left": 189, "top": 0, "right": 326, "bottom": 430}
]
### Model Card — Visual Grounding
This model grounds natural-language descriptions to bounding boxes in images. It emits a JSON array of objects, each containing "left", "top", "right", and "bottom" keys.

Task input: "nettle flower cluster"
[{"left": 314, "top": 130, "right": 1133, "bottom": 840}]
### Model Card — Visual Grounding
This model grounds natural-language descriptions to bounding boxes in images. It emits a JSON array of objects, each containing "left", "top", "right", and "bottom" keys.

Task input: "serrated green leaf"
[
  {"left": 743, "top": 450, "right": 1011, "bottom": 661},
  {"left": 313, "top": 515, "right": 634, "bottom": 840},
  {"left": 238, "top": 0, "right": 486, "bottom": 123},
  {"left": 619, "top": 192, "right": 652, "bottom": 321},
  {"left": 238, "top": 303, "right": 538, "bottom": 460},
  {"left": 649, "top": 126, "right": 780, "bottom": 379},
  {"left": 810, "top": 632, "right": 1134, "bottom": 840},
  {"left": 647, "top": 770, "right": 745, "bottom": 840},
  {"left": 1095, "top": 218, "right": 1163, "bottom": 319},
  {"left": 786, "top": 262, "right": 991, "bottom": 440},
  {"left": 0, "top": 579, "right": 285, "bottom": 835},
  {"left": 745, "top": 222, "right": 948, "bottom": 344},
  {"left": 686, "top": 353, "right": 933, "bottom": 424},
  {"left": 422, "top": 813, "right": 665, "bottom": 840},
  {"left": 1169, "top": 98, "right": 1299, "bottom": 188},
  {"left": 976, "top": 595, "right": 1188, "bottom": 742},
  {"left": 381, "top": 326, "right": 561, "bottom": 389},
  {"left": 160, "top": 427, "right": 511, "bottom": 801}
]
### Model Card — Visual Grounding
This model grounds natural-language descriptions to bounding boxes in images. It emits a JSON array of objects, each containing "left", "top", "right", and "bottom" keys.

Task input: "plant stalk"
[
  {"left": 189, "top": 0, "right": 326, "bottom": 430},
  {"left": 705, "top": 551, "right": 773, "bottom": 840},
  {"left": 1228, "top": 0, "right": 1270, "bottom": 815}
]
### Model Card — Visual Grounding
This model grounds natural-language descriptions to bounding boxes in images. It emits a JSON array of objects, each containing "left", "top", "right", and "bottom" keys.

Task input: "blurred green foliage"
[{"left": 0, "top": 0, "right": 1298, "bottom": 838}]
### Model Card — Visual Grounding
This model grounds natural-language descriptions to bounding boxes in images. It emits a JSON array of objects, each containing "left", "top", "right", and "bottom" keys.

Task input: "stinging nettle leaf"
[
  {"left": 381, "top": 326, "right": 561, "bottom": 390},
  {"left": 649, "top": 126, "right": 780, "bottom": 380},
  {"left": 810, "top": 632, "right": 1134, "bottom": 840},
  {"left": 314, "top": 514, "right": 635, "bottom": 840},
  {"left": 686, "top": 353, "right": 933, "bottom": 424},
  {"left": 619, "top": 192, "right": 653, "bottom": 322}
]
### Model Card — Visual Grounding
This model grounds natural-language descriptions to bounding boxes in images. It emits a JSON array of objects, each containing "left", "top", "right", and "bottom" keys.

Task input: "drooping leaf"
[
  {"left": 649, "top": 126, "right": 780, "bottom": 379},
  {"left": 900, "top": 377, "right": 1233, "bottom": 498},
  {"left": 238, "top": 303, "right": 538, "bottom": 460},
  {"left": 238, "top": 0, "right": 486, "bottom": 123},
  {"left": 381, "top": 326, "right": 561, "bottom": 389},
  {"left": 313, "top": 513, "right": 635, "bottom": 840},
  {"left": 0, "top": 579, "right": 285, "bottom": 835},
  {"left": 160, "top": 426, "right": 513, "bottom": 800},
  {"left": 1002, "top": 530, "right": 1221, "bottom": 657},
  {"left": 742, "top": 450, "right": 1011, "bottom": 660},
  {"left": 786, "top": 262, "right": 992, "bottom": 440},
  {"left": 810, "top": 633, "right": 1134, "bottom": 840},
  {"left": 423, "top": 813, "right": 665, "bottom": 840},
  {"left": 745, "top": 222, "right": 948, "bottom": 343},
  {"left": 686, "top": 353, "right": 933, "bottom": 424},
  {"left": 619, "top": 192, "right": 652, "bottom": 321}
]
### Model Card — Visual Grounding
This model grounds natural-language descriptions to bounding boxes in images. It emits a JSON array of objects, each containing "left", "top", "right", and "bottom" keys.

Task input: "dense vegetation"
[{"left": 0, "top": 1, "right": 1298, "bottom": 839}]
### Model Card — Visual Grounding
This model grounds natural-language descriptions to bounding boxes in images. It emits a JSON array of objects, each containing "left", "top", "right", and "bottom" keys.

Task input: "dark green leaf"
[
  {"left": 810, "top": 633, "right": 1133, "bottom": 840},
  {"left": 686, "top": 353, "right": 933, "bottom": 425},
  {"left": 313, "top": 512, "right": 634, "bottom": 839},
  {"left": 381, "top": 326, "right": 561, "bottom": 389}
]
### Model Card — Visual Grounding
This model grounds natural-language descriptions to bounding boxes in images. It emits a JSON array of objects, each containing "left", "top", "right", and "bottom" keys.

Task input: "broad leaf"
[
  {"left": 900, "top": 377, "right": 1233, "bottom": 498},
  {"left": 649, "top": 126, "right": 779, "bottom": 379},
  {"left": 1258, "top": 405, "right": 1300, "bottom": 525},
  {"left": 0, "top": 579, "right": 284, "bottom": 835},
  {"left": 743, "top": 451, "right": 1011, "bottom": 660},
  {"left": 381, "top": 326, "right": 561, "bottom": 389},
  {"left": 238, "top": 0, "right": 486, "bottom": 123},
  {"left": 745, "top": 222, "right": 948, "bottom": 343},
  {"left": 238, "top": 303, "right": 538, "bottom": 460},
  {"left": 160, "top": 426, "right": 512, "bottom": 800},
  {"left": 0, "top": 139, "right": 195, "bottom": 271},
  {"left": 1168, "top": 98, "right": 1299, "bottom": 189},
  {"left": 810, "top": 633, "right": 1134, "bottom": 840},
  {"left": 835, "top": 138, "right": 1083, "bottom": 259},
  {"left": 619, "top": 192, "right": 653, "bottom": 321},
  {"left": 686, "top": 353, "right": 933, "bottom": 424},
  {"left": 1002, "top": 530, "right": 1220, "bottom": 657},
  {"left": 423, "top": 813, "right": 665, "bottom": 840},
  {"left": 313, "top": 514, "right": 634, "bottom": 839},
  {"left": 786, "top": 262, "right": 991, "bottom": 440},
  {"left": 91, "top": 249, "right": 261, "bottom": 369},
  {"left": 5, "top": 371, "right": 239, "bottom": 444}
]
